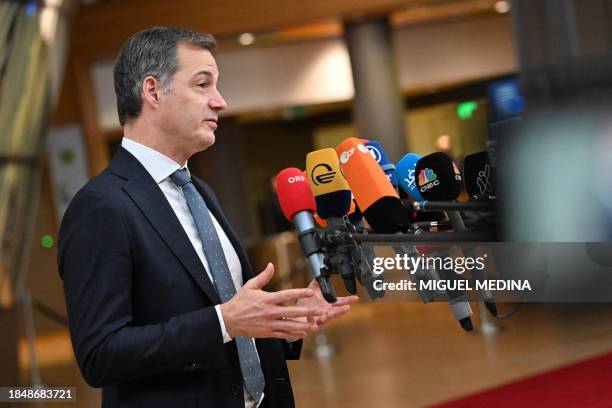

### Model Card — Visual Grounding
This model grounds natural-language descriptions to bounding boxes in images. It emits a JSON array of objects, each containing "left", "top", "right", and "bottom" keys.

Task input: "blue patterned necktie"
[{"left": 170, "top": 168, "right": 265, "bottom": 404}]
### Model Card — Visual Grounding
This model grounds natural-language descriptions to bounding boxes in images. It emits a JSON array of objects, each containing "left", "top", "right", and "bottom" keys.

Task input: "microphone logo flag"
[
  {"left": 407, "top": 169, "right": 416, "bottom": 189},
  {"left": 418, "top": 168, "right": 440, "bottom": 192},
  {"left": 339, "top": 148, "right": 355, "bottom": 164},
  {"left": 366, "top": 145, "right": 382, "bottom": 162},
  {"left": 452, "top": 162, "right": 462, "bottom": 181},
  {"left": 311, "top": 163, "right": 336, "bottom": 185},
  {"left": 477, "top": 164, "right": 494, "bottom": 194},
  {"left": 288, "top": 175, "right": 306, "bottom": 184}
]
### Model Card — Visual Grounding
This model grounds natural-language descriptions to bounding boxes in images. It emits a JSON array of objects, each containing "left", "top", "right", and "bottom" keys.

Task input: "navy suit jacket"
[{"left": 58, "top": 146, "right": 301, "bottom": 408}]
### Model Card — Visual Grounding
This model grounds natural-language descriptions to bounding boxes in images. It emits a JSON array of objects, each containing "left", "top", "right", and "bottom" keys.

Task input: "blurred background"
[{"left": 1, "top": 0, "right": 611, "bottom": 406}]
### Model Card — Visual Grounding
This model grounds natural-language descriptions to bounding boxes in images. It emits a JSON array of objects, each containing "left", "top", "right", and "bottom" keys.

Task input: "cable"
[
  {"left": 31, "top": 298, "right": 68, "bottom": 326},
  {"left": 496, "top": 302, "right": 523, "bottom": 319}
]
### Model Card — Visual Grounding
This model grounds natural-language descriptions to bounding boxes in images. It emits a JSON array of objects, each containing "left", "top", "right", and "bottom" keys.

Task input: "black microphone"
[
  {"left": 416, "top": 152, "right": 497, "bottom": 318},
  {"left": 463, "top": 151, "right": 495, "bottom": 200}
]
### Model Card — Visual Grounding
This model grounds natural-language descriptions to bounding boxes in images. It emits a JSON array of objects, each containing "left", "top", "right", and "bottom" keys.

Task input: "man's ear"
[{"left": 142, "top": 76, "right": 161, "bottom": 108}]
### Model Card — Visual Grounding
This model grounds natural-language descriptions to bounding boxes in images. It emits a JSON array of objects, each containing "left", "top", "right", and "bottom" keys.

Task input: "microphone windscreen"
[
  {"left": 336, "top": 138, "right": 410, "bottom": 233},
  {"left": 276, "top": 168, "right": 316, "bottom": 221},
  {"left": 314, "top": 213, "right": 328, "bottom": 228},
  {"left": 306, "top": 148, "right": 352, "bottom": 219},
  {"left": 415, "top": 152, "right": 463, "bottom": 201},
  {"left": 347, "top": 197, "right": 356, "bottom": 215},
  {"left": 397, "top": 153, "right": 425, "bottom": 201},
  {"left": 463, "top": 151, "right": 495, "bottom": 198},
  {"left": 365, "top": 140, "right": 398, "bottom": 188}
]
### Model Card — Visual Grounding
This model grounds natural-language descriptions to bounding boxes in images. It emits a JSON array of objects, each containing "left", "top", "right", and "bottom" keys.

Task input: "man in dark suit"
[{"left": 57, "top": 27, "right": 357, "bottom": 408}]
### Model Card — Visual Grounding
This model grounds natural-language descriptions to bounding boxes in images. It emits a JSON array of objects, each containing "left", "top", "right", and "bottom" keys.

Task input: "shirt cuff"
[{"left": 215, "top": 304, "right": 233, "bottom": 343}]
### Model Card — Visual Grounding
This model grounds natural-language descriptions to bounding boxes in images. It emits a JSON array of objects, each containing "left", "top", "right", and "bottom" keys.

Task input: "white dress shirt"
[{"left": 121, "top": 137, "right": 262, "bottom": 408}]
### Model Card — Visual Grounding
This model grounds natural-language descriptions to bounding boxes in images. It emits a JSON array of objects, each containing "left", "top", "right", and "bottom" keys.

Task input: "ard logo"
[{"left": 366, "top": 145, "right": 382, "bottom": 163}]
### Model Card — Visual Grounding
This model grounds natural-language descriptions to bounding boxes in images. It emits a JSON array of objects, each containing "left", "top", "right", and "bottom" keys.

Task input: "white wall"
[{"left": 92, "top": 14, "right": 517, "bottom": 130}]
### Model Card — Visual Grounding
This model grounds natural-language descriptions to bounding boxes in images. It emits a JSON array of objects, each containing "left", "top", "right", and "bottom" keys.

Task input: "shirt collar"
[{"left": 121, "top": 137, "right": 190, "bottom": 184}]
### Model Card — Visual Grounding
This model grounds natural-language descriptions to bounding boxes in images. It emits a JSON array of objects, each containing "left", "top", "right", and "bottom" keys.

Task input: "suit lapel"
[{"left": 110, "top": 147, "right": 221, "bottom": 304}]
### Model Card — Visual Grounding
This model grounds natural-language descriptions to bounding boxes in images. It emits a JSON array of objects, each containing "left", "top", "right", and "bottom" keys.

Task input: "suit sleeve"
[{"left": 58, "top": 189, "right": 226, "bottom": 388}]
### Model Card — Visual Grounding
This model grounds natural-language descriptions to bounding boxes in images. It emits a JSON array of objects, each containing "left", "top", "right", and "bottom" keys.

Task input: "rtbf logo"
[
  {"left": 418, "top": 168, "right": 439, "bottom": 192},
  {"left": 287, "top": 175, "right": 306, "bottom": 183}
]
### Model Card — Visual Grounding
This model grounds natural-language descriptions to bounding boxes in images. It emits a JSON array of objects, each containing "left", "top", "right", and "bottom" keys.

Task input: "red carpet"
[{"left": 431, "top": 351, "right": 612, "bottom": 408}]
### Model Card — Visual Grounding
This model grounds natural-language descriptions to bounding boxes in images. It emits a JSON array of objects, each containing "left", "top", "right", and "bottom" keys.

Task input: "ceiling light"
[
  {"left": 494, "top": 1, "right": 510, "bottom": 14},
  {"left": 238, "top": 32, "right": 255, "bottom": 46}
]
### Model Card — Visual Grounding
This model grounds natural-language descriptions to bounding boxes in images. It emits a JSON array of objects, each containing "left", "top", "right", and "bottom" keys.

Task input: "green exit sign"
[{"left": 457, "top": 101, "right": 478, "bottom": 120}]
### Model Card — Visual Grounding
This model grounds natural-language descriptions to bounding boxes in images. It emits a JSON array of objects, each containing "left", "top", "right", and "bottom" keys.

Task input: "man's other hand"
[
  {"left": 220, "top": 263, "right": 321, "bottom": 340},
  {"left": 297, "top": 279, "right": 359, "bottom": 325}
]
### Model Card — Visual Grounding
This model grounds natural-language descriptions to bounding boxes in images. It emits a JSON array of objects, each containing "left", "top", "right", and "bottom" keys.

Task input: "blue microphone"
[
  {"left": 397, "top": 153, "right": 424, "bottom": 201},
  {"left": 365, "top": 140, "right": 398, "bottom": 188}
]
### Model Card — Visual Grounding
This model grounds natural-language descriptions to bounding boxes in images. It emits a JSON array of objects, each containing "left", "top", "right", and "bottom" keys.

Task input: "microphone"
[
  {"left": 397, "top": 153, "right": 425, "bottom": 202},
  {"left": 336, "top": 138, "right": 411, "bottom": 233},
  {"left": 461, "top": 151, "right": 497, "bottom": 234},
  {"left": 416, "top": 153, "right": 496, "bottom": 318},
  {"left": 397, "top": 152, "right": 451, "bottom": 224},
  {"left": 353, "top": 140, "right": 454, "bottom": 308},
  {"left": 365, "top": 140, "right": 398, "bottom": 188},
  {"left": 306, "top": 149, "right": 357, "bottom": 294},
  {"left": 343, "top": 197, "right": 385, "bottom": 299},
  {"left": 415, "top": 152, "right": 463, "bottom": 201},
  {"left": 306, "top": 149, "right": 353, "bottom": 219},
  {"left": 463, "top": 151, "right": 495, "bottom": 199},
  {"left": 276, "top": 168, "right": 336, "bottom": 302}
]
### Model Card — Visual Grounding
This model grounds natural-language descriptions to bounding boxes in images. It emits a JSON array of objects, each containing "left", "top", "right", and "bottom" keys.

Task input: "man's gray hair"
[{"left": 113, "top": 27, "right": 217, "bottom": 126}]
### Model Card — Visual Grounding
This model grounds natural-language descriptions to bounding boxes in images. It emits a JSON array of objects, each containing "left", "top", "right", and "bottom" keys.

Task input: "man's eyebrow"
[{"left": 192, "top": 70, "right": 218, "bottom": 80}]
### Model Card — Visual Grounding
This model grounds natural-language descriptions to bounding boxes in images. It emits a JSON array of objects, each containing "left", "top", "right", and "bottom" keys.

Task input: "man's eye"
[{"left": 197, "top": 82, "right": 207, "bottom": 88}]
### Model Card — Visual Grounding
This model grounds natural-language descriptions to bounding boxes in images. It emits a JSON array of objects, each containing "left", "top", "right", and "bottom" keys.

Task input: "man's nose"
[{"left": 210, "top": 89, "right": 227, "bottom": 111}]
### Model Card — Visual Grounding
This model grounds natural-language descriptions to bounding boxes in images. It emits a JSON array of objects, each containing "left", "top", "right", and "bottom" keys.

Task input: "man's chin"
[{"left": 199, "top": 133, "right": 216, "bottom": 150}]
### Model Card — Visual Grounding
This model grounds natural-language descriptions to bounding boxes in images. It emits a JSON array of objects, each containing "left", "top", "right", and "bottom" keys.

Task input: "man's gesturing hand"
[
  {"left": 219, "top": 263, "right": 321, "bottom": 340},
  {"left": 297, "top": 279, "right": 359, "bottom": 325}
]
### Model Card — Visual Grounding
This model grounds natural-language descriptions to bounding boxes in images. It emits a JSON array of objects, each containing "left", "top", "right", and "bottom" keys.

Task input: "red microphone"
[{"left": 276, "top": 168, "right": 336, "bottom": 302}]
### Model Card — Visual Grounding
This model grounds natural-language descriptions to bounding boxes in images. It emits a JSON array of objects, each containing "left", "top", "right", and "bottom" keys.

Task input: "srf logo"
[
  {"left": 418, "top": 168, "right": 439, "bottom": 192},
  {"left": 311, "top": 163, "right": 336, "bottom": 185}
]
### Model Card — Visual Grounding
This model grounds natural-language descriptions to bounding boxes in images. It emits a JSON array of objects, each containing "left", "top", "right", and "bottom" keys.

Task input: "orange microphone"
[{"left": 336, "top": 138, "right": 411, "bottom": 233}]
